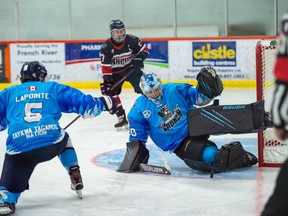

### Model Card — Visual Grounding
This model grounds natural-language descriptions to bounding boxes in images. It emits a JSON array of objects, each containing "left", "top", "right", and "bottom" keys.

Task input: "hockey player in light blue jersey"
[
  {"left": 118, "top": 67, "right": 261, "bottom": 174},
  {"left": 0, "top": 61, "right": 117, "bottom": 215}
]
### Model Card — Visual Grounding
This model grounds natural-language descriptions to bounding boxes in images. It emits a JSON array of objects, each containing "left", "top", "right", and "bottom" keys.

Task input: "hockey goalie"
[{"left": 117, "top": 66, "right": 272, "bottom": 175}]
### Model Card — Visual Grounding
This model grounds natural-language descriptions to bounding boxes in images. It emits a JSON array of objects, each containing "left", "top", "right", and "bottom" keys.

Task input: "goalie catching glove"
[
  {"left": 99, "top": 95, "right": 118, "bottom": 114},
  {"left": 196, "top": 66, "right": 223, "bottom": 99}
]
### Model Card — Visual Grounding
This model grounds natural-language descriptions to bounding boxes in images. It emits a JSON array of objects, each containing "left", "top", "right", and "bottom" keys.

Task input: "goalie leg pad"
[
  {"left": 117, "top": 140, "right": 149, "bottom": 173},
  {"left": 212, "top": 141, "right": 258, "bottom": 173},
  {"left": 188, "top": 100, "right": 266, "bottom": 137}
]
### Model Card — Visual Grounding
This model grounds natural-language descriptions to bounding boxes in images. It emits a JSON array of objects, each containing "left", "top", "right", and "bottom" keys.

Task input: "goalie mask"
[
  {"left": 110, "top": 19, "right": 126, "bottom": 44},
  {"left": 20, "top": 61, "right": 47, "bottom": 83},
  {"left": 139, "top": 72, "right": 162, "bottom": 103}
]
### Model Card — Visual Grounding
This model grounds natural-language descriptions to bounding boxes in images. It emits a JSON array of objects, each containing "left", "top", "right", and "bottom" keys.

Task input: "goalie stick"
[
  {"left": 139, "top": 163, "right": 171, "bottom": 175},
  {"left": 63, "top": 67, "right": 135, "bottom": 130},
  {"left": 139, "top": 148, "right": 172, "bottom": 175}
]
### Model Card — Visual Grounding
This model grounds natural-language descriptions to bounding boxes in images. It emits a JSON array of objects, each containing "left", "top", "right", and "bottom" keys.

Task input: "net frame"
[{"left": 256, "top": 40, "right": 288, "bottom": 167}]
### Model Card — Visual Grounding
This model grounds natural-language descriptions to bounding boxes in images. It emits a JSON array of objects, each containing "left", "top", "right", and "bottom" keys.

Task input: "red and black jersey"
[
  {"left": 100, "top": 34, "right": 148, "bottom": 77},
  {"left": 274, "top": 13, "right": 288, "bottom": 82}
]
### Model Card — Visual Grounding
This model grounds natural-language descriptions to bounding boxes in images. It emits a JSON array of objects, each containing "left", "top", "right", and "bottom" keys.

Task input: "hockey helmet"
[
  {"left": 20, "top": 61, "right": 47, "bottom": 83},
  {"left": 139, "top": 72, "right": 162, "bottom": 103},
  {"left": 109, "top": 19, "right": 126, "bottom": 43}
]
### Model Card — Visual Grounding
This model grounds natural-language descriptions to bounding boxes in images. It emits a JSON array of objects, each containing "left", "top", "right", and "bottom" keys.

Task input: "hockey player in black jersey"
[{"left": 100, "top": 19, "right": 149, "bottom": 130}]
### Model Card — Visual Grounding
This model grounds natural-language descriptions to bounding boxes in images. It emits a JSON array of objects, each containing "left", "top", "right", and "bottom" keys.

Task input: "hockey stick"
[
  {"left": 63, "top": 67, "right": 136, "bottom": 130},
  {"left": 139, "top": 163, "right": 171, "bottom": 175},
  {"left": 63, "top": 115, "right": 81, "bottom": 130},
  {"left": 139, "top": 148, "right": 172, "bottom": 175},
  {"left": 109, "top": 67, "right": 135, "bottom": 92}
]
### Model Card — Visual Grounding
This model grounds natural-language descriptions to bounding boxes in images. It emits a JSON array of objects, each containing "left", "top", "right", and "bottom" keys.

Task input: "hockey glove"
[
  {"left": 132, "top": 59, "right": 144, "bottom": 70},
  {"left": 99, "top": 95, "right": 118, "bottom": 114},
  {"left": 100, "top": 82, "right": 117, "bottom": 96},
  {"left": 132, "top": 51, "right": 147, "bottom": 70},
  {"left": 196, "top": 66, "right": 223, "bottom": 99}
]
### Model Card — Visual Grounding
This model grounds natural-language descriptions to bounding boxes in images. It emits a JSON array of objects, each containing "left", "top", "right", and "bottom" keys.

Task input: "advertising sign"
[
  {"left": 10, "top": 43, "right": 65, "bottom": 82},
  {"left": 64, "top": 42, "right": 102, "bottom": 82},
  {"left": 0, "top": 44, "right": 9, "bottom": 83}
]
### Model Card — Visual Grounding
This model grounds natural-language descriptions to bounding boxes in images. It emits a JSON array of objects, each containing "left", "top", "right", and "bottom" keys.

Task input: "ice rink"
[{"left": 0, "top": 88, "right": 281, "bottom": 216}]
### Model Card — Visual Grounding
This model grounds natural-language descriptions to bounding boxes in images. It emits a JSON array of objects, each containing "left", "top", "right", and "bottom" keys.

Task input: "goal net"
[{"left": 256, "top": 40, "right": 288, "bottom": 167}]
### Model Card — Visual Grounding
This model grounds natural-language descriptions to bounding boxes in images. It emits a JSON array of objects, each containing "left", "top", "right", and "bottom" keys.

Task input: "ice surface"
[{"left": 0, "top": 88, "right": 280, "bottom": 216}]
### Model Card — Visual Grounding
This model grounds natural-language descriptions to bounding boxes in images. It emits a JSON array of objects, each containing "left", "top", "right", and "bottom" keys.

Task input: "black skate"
[
  {"left": 243, "top": 151, "right": 258, "bottom": 167},
  {"left": 114, "top": 115, "right": 128, "bottom": 131},
  {"left": 0, "top": 203, "right": 15, "bottom": 216},
  {"left": 69, "top": 165, "right": 83, "bottom": 199}
]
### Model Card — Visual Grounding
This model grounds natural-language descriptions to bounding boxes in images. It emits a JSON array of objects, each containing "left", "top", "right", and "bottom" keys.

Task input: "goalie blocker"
[{"left": 117, "top": 140, "right": 149, "bottom": 173}]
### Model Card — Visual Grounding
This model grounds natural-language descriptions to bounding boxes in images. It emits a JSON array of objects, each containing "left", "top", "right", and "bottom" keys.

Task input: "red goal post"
[{"left": 256, "top": 40, "right": 288, "bottom": 167}]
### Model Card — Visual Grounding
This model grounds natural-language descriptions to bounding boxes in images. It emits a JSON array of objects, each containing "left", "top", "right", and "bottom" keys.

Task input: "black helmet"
[
  {"left": 20, "top": 61, "right": 47, "bottom": 83},
  {"left": 109, "top": 19, "right": 125, "bottom": 31},
  {"left": 109, "top": 19, "right": 126, "bottom": 43}
]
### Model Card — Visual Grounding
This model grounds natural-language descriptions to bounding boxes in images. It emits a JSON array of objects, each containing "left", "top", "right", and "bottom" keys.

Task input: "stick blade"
[{"left": 139, "top": 163, "right": 171, "bottom": 175}]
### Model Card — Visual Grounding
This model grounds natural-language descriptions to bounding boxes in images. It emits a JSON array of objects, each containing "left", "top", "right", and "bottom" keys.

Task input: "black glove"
[
  {"left": 132, "top": 52, "right": 147, "bottom": 70},
  {"left": 100, "top": 82, "right": 112, "bottom": 96},
  {"left": 132, "top": 59, "right": 144, "bottom": 70},
  {"left": 196, "top": 66, "right": 223, "bottom": 99},
  {"left": 99, "top": 95, "right": 118, "bottom": 114}
]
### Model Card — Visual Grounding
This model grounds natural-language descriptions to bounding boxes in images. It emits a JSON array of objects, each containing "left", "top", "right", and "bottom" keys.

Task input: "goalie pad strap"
[
  {"left": 188, "top": 100, "right": 265, "bottom": 137},
  {"left": 117, "top": 140, "right": 149, "bottom": 173}
]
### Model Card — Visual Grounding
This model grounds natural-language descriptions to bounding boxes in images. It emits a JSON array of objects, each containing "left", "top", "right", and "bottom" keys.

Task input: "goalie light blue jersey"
[
  {"left": 128, "top": 83, "right": 212, "bottom": 151},
  {"left": 0, "top": 81, "right": 106, "bottom": 155}
]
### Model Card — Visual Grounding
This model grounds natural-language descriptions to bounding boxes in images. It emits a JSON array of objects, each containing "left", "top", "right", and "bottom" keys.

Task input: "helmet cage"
[
  {"left": 139, "top": 73, "right": 162, "bottom": 102},
  {"left": 109, "top": 19, "right": 126, "bottom": 43}
]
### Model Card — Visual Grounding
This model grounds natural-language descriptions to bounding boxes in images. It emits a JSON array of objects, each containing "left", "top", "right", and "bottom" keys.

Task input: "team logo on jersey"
[
  {"left": 112, "top": 53, "right": 133, "bottom": 67},
  {"left": 28, "top": 86, "right": 37, "bottom": 91},
  {"left": 143, "top": 110, "right": 151, "bottom": 118},
  {"left": 158, "top": 105, "right": 173, "bottom": 119},
  {"left": 159, "top": 105, "right": 183, "bottom": 132}
]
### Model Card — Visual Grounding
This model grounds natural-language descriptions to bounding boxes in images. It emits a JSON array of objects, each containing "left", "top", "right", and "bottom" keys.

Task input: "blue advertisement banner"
[
  {"left": 192, "top": 41, "right": 236, "bottom": 67},
  {"left": 65, "top": 41, "right": 168, "bottom": 66},
  {"left": 145, "top": 41, "right": 168, "bottom": 65},
  {"left": 65, "top": 42, "right": 102, "bottom": 64}
]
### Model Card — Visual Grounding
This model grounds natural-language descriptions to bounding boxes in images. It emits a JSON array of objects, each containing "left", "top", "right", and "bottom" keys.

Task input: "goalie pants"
[
  {"left": 0, "top": 132, "right": 69, "bottom": 193},
  {"left": 173, "top": 135, "right": 218, "bottom": 164}
]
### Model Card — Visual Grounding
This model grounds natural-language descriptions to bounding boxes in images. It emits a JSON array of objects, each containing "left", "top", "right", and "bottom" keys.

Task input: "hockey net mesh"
[{"left": 256, "top": 40, "right": 288, "bottom": 166}]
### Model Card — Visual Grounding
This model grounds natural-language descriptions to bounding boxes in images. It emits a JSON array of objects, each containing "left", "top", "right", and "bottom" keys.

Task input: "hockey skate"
[
  {"left": 0, "top": 203, "right": 15, "bottom": 216},
  {"left": 69, "top": 165, "right": 83, "bottom": 199},
  {"left": 114, "top": 115, "right": 128, "bottom": 131}
]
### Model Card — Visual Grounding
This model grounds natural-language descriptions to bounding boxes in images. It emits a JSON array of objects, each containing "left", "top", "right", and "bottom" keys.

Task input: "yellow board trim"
[{"left": 0, "top": 80, "right": 256, "bottom": 91}]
